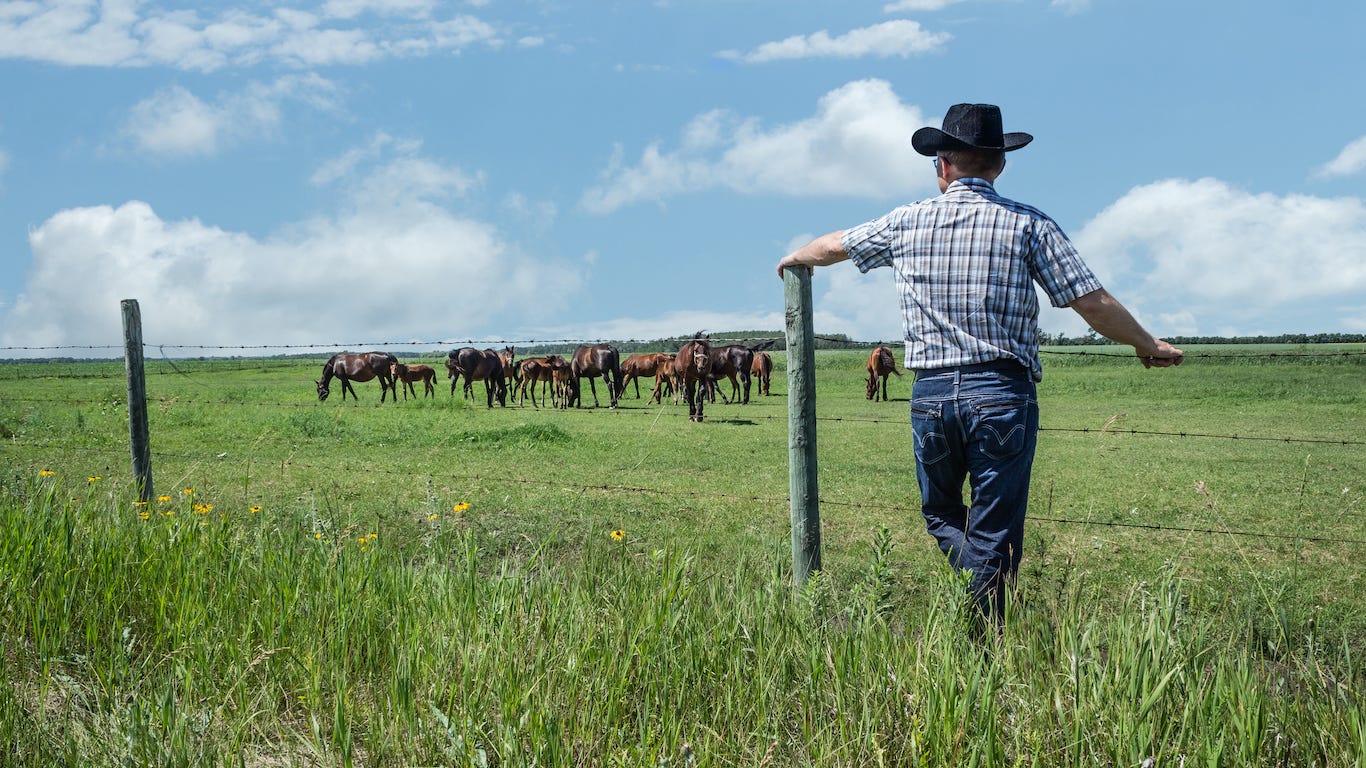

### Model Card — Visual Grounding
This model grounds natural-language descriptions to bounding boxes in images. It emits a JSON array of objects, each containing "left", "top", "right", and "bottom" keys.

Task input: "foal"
[{"left": 391, "top": 362, "right": 437, "bottom": 400}]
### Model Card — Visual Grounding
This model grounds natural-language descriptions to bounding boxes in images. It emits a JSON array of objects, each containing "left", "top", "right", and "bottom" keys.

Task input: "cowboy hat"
[{"left": 911, "top": 103, "right": 1033, "bottom": 156}]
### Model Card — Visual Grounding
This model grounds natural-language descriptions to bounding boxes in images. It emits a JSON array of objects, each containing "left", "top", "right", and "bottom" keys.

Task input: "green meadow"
[{"left": 1, "top": 344, "right": 1363, "bottom": 766}]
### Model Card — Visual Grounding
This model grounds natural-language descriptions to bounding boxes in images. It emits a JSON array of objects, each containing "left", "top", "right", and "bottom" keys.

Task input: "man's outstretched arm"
[
  {"left": 1068, "top": 288, "right": 1184, "bottom": 368},
  {"left": 776, "top": 231, "right": 849, "bottom": 278}
]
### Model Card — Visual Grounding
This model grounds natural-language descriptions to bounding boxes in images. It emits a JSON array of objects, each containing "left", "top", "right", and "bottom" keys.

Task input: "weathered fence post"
[
  {"left": 784, "top": 267, "right": 821, "bottom": 587},
  {"left": 122, "top": 299, "right": 153, "bottom": 502}
]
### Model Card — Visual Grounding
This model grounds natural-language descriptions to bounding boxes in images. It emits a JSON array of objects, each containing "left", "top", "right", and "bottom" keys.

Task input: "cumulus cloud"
[
  {"left": 0, "top": 151, "right": 582, "bottom": 354},
  {"left": 1073, "top": 178, "right": 1366, "bottom": 334},
  {"left": 1317, "top": 135, "right": 1366, "bottom": 178},
  {"left": 883, "top": 0, "right": 967, "bottom": 10},
  {"left": 120, "top": 74, "right": 342, "bottom": 157},
  {"left": 0, "top": 1, "right": 501, "bottom": 71},
  {"left": 718, "top": 20, "right": 949, "bottom": 63},
  {"left": 581, "top": 79, "right": 933, "bottom": 213}
]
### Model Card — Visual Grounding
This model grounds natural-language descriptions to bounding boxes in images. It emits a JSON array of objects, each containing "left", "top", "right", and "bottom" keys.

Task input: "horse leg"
[
  {"left": 588, "top": 376, "right": 599, "bottom": 407},
  {"left": 341, "top": 377, "right": 357, "bottom": 401}
]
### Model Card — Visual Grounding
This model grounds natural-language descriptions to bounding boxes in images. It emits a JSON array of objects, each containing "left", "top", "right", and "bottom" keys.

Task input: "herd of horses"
[{"left": 315, "top": 339, "right": 904, "bottom": 421}]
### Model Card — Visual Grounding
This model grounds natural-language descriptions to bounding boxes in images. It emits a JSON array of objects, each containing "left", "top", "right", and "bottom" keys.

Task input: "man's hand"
[{"left": 1138, "top": 340, "right": 1184, "bottom": 368}]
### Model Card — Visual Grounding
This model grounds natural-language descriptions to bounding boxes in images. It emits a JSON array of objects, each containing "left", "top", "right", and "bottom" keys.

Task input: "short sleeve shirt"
[{"left": 841, "top": 178, "right": 1102, "bottom": 381}]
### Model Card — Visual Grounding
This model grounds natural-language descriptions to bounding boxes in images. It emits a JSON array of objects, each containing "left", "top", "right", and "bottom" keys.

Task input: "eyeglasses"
[{"left": 933, "top": 156, "right": 942, "bottom": 171}]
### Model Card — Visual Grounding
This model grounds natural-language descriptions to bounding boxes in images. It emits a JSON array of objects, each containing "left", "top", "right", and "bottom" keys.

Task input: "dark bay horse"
[
  {"left": 391, "top": 362, "right": 436, "bottom": 399},
  {"left": 866, "top": 344, "right": 902, "bottom": 401},
  {"left": 706, "top": 340, "right": 773, "bottom": 404},
  {"left": 569, "top": 343, "right": 623, "bottom": 409},
  {"left": 674, "top": 337, "right": 713, "bottom": 422},
  {"left": 317, "top": 352, "right": 399, "bottom": 402},
  {"left": 446, "top": 347, "right": 507, "bottom": 408}
]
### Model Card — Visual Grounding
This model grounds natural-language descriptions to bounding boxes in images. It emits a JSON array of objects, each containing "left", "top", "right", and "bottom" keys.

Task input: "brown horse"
[
  {"left": 446, "top": 347, "right": 507, "bottom": 407},
  {"left": 391, "top": 362, "right": 436, "bottom": 399},
  {"left": 515, "top": 355, "right": 569, "bottom": 409},
  {"left": 674, "top": 336, "right": 713, "bottom": 422},
  {"left": 866, "top": 344, "right": 902, "bottom": 401},
  {"left": 751, "top": 351, "right": 773, "bottom": 396},
  {"left": 316, "top": 351, "right": 398, "bottom": 402},
  {"left": 620, "top": 352, "right": 675, "bottom": 400},
  {"left": 568, "top": 343, "right": 623, "bottom": 409},
  {"left": 498, "top": 346, "right": 518, "bottom": 393}
]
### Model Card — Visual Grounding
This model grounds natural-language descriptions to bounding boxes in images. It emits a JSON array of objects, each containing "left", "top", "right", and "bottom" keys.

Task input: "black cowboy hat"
[{"left": 911, "top": 103, "right": 1033, "bottom": 156}]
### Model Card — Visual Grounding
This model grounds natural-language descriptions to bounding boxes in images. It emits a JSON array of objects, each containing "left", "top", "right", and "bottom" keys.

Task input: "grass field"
[{"left": 1, "top": 344, "right": 1363, "bottom": 766}]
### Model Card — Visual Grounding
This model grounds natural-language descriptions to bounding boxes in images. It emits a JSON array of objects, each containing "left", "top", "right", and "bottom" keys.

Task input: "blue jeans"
[{"left": 910, "top": 364, "right": 1039, "bottom": 620}]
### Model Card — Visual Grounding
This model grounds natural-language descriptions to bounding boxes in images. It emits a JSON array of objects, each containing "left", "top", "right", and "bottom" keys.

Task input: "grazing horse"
[
  {"left": 446, "top": 347, "right": 507, "bottom": 408},
  {"left": 751, "top": 351, "right": 773, "bottom": 397},
  {"left": 866, "top": 344, "right": 902, "bottom": 401},
  {"left": 674, "top": 337, "right": 713, "bottom": 422},
  {"left": 391, "top": 362, "right": 436, "bottom": 400},
  {"left": 569, "top": 343, "right": 623, "bottom": 409},
  {"left": 620, "top": 352, "right": 675, "bottom": 400},
  {"left": 316, "top": 351, "right": 398, "bottom": 402}
]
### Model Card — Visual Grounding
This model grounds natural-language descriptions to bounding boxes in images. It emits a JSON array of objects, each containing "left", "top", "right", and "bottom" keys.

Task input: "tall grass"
[{"left": 2, "top": 474, "right": 1361, "bottom": 766}]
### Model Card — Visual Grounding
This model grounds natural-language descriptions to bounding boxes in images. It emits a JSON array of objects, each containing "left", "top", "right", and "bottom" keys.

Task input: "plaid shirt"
[{"left": 842, "top": 178, "right": 1102, "bottom": 381}]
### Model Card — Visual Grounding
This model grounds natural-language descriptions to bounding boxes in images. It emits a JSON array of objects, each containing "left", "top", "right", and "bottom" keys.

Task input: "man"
[{"left": 776, "top": 103, "right": 1183, "bottom": 623}]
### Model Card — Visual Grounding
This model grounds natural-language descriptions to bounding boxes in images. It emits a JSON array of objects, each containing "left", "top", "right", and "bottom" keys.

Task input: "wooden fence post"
[
  {"left": 122, "top": 299, "right": 153, "bottom": 502},
  {"left": 784, "top": 268, "right": 821, "bottom": 587}
]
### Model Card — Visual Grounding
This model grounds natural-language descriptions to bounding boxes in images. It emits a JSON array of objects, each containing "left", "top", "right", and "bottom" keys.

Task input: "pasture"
[{"left": 1, "top": 344, "right": 1363, "bottom": 766}]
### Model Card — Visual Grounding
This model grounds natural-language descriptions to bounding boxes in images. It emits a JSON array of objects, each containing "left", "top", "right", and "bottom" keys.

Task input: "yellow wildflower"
[
  {"left": 453, "top": 501, "right": 470, "bottom": 513},
  {"left": 610, "top": 529, "right": 626, "bottom": 542},
  {"left": 157, "top": 495, "right": 172, "bottom": 503},
  {"left": 39, "top": 469, "right": 56, "bottom": 477},
  {"left": 182, "top": 487, "right": 194, "bottom": 495},
  {"left": 138, "top": 511, "right": 150, "bottom": 520},
  {"left": 314, "top": 532, "right": 323, "bottom": 539},
  {"left": 87, "top": 476, "right": 101, "bottom": 483},
  {"left": 249, "top": 505, "right": 262, "bottom": 513},
  {"left": 427, "top": 513, "right": 439, "bottom": 521}
]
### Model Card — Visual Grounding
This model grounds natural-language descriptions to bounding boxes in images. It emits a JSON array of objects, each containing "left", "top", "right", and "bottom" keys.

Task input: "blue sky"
[{"left": 1, "top": 0, "right": 1364, "bottom": 357}]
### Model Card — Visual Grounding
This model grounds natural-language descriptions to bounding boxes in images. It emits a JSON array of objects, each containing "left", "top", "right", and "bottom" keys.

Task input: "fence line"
[
  {"left": 3, "top": 338, "right": 1364, "bottom": 360},
  {"left": 6, "top": 440, "right": 1363, "bottom": 548}
]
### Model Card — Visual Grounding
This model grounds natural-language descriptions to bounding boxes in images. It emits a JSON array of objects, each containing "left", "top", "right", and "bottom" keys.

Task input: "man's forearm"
[
  {"left": 776, "top": 231, "right": 850, "bottom": 277},
  {"left": 1069, "top": 288, "right": 1164, "bottom": 356}
]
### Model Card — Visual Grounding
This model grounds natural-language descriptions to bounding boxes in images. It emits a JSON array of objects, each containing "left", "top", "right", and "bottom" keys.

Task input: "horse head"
[{"left": 316, "top": 380, "right": 330, "bottom": 401}]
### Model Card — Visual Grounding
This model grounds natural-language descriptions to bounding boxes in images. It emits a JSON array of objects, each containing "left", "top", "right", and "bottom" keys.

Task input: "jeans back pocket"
[
  {"left": 971, "top": 397, "right": 1035, "bottom": 460},
  {"left": 911, "top": 402, "right": 951, "bottom": 465}
]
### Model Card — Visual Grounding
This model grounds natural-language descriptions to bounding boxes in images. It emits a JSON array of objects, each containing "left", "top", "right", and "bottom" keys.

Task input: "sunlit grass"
[{"left": 0, "top": 476, "right": 1362, "bottom": 766}]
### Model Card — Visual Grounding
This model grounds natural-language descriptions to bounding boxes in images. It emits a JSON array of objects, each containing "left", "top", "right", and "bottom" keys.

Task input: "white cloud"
[
  {"left": 718, "top": 20, "right": 949, "bottom": 63},
  {"left": 1073, "top": 178, "right": 1366, "bottom": 334},
  {"left": 120, "top": 74, "right": 342, "bottom": 157},
  {"left": 1317, "top": 135, "right": 1366, "bottom": 178},
  {"left": 0, "top": 154, "right": 582, "bottom": 354},
  {"left": 0, "top": 1, "right": 501, "bottom": 71},
  {"left": 581, "top": 79, "right": 934, "bottom": 213},
  {"left": 883, "top": 0, "right": 967, "bottom": 10},
  {"left": 1050, "top": 0, "right": 1091, "bottom": 14},
  {"left": 321, "top": 0, "right": 439, "bottom": 20}
]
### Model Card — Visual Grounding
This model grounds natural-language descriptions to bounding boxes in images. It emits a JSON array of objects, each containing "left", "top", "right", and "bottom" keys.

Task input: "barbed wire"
[
  {"left": 6, "top": 441, "right": 1363, "bottom": 547},
  {"left": 2, "top": 337, "right": 1363, "bottom": 360}
]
